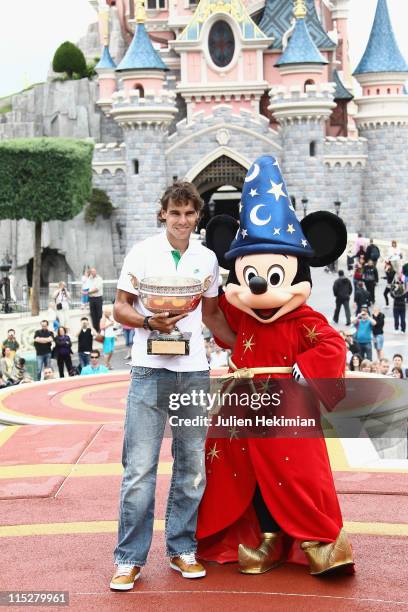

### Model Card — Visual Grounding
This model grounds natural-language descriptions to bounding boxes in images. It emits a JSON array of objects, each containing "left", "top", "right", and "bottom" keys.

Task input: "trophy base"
[{"left": 147, "top": 331, "right": 192, "bottom": 356}]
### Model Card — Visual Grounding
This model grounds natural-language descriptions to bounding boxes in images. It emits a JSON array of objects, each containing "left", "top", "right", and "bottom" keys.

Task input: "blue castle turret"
[{"left": 353, "top": 0, "right": 408, "bottom": 239}]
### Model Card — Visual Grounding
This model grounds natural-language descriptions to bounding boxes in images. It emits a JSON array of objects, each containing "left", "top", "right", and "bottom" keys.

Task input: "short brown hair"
[{"left": 158, "top": 181, "right": 203, "bottom": 223}]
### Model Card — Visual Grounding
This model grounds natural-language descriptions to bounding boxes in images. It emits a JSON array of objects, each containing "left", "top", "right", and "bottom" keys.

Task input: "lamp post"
[
  {"left": 332, "top": 200, "right": 342, "bottom": 272},
  {"left": 301, "top": 197, "right": 308, "bottom": 218}
]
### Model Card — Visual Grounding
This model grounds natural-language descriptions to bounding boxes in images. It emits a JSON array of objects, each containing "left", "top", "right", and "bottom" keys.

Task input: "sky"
[{"left": 0, "top": 0, "right": 408, "bottom": 99}]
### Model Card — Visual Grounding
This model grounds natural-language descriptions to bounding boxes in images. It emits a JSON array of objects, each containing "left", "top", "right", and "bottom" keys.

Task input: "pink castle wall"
[
  {"left": 192, "top": 97, "right": 254, "bottom": 115},
  {"left": 99, "top": 78, "right": 117, "bottom": 99},
  {"left": 122, "top": 76, "right": 163, "bottom": 94}
]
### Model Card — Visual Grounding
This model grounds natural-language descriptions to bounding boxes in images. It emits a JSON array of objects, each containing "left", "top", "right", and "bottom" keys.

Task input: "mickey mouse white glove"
[{"left": 292, "top": 363, "right": 308, "bottom": 386}]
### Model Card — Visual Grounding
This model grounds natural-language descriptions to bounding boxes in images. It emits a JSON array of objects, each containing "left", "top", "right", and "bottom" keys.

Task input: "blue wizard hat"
[{"left": 225, "top": 156, "right": 314, "bottom": 260}]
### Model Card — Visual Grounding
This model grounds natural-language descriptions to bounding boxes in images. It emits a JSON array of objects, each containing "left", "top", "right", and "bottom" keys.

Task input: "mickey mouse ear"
[
  {"left": 301, "top": 211, "right": 347, "bottom": 267},
  {"left": 206, "top": 215, "right": 239, "bottom": 270}
]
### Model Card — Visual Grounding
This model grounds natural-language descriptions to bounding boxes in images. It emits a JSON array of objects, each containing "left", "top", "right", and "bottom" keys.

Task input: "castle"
[{"left": 0, "top": 0, "right": 407, "bottom": 286}]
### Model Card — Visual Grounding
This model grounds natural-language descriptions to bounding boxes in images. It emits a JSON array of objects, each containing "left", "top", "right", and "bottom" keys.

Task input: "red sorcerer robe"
[{"left": 197, "top": 294, "right": 346, "bottom": 564}]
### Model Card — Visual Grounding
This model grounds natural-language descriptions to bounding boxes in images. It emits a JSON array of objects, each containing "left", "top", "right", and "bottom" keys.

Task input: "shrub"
[
  {"left": 52, "top": 41, "right": 87, "bottom": 79},
  {"left": 85, "top": 188, "right": 114, "bottom": 223}
]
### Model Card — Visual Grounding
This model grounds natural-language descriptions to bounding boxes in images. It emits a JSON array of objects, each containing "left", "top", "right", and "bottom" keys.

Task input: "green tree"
[
  {"left": 85, "top": 188, "right": 114, "bottom": 223},
  {"left": 0, "top": 138, "right": 94, "bottom": 315},
  {"left": 52, "top": 41, "right": 87, "bottom": 79}
]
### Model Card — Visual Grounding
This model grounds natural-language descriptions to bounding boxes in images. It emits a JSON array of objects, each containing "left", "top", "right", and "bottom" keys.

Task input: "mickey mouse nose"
[{"left": 249, "top": 276, "right": 267, "bottom": 295}]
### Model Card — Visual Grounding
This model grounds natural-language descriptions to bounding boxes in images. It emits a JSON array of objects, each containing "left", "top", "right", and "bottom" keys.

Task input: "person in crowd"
[
  {"left": 360, "top": 359, "right": 372, "bottom": 373},
  {"left": 209, "top": 343, "right": 229, "bottom": 369},
  {"left": 346, "top": 248, "right": 355, "bottom": 276},
  {"left": 391, "top": 367, "right": 404, "bottom": 379},
  {"left": 0, "top": 347, "right": 15, "bottom": 385},
  {"left": 362, "top": 259, "right": 378, "bottom": 305},
  {"left": 43, "top": 366, "right": 56, "bottom": 380},
  {"left": 1, "top": 329, "right": 19, "bottom": 360},
  {"left": 47, "top": 301, "right": 60, "bottom": 334},
  {"left": 81, "top": 267, "right": 90, "bottom": 311},
  {"left": 370, "top": 361, "right": 379, "bottom": 374},
  {"left": 34, "top": 320, "right": 54, "bottom": 381},
  {"left": 365, "top": 239, "right": 380, "bottom": 266},
  {"left": 53, "top": 281, "right": 71, "bottom": 330},
  {"left": 54, "top": 326, "right": 73, "bottom": 378},
  {"left": 378, "top": 359, "right": 390, "bottom": 376},
  {"left": 122, "top": 324, "right": 135, "bottom": 363},
  {"left": 11, "top": 357, "right": 31, "bottom": 384},
  {"left": 383, "top": 260, "right": 396, "bottom": 307},
  {"left": 88, "top": 267, "right": 104, "bottom": 332},
  {"left": 352, "top": 254, "right": 366, "bottom": 292},
  {"left": 332, "top": 270, "right": 352, "bottom": 325},
  {"left": 392, "top": 354, "right": 407, "bottom": 378},
  {"left": 354, "top": 281, "right": 371, "bottom": 315},
  {"left": 354, "top": 232, "right": 367, "bottom": 258},
  {"left": 372, "top": 305, "right": 385, "bottom": 360},
  {"left": 100, "top": 307, "right": 116, "bottom": 370},
  {"left": 352, "top": 308, "right": 375, "bottom": 360},
  {"left": 349, "top": 353, "right": 362, "bottom": 372},
  {"left": 76, "top": 317, "right": 94, "bottom": 370},
  {"left": 391, "top": 277, "right": 406, "bottom": 333},
  {"left": 80, "top": 349, "right": 109, "bottom": 375},
  {"left": 388, "top": 240, "right": 402, "bottom": 273}
]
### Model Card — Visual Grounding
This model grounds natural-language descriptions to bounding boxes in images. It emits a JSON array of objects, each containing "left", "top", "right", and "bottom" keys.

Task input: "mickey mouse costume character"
[{"left": 196, "top": 155, "right": 354, "bottom": 576}]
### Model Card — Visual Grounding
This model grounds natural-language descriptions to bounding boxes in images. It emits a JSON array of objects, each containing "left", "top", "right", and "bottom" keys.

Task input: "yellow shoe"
[
  {"left": 110, "top": 564, "right": 141, "bottom": 591},
  {"left": 301, "top": 528, "right": 355, "bottom": 576},
  {"left": 170, "top": 553, "right": 206, "bottom": 578},
  {"left": 238, "top": 531, "right": 287, "bottom": 574}
]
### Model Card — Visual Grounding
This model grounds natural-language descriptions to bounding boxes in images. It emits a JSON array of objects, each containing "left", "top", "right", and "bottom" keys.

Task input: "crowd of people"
[
  {"left": 0, "top": 267, "right": 121, "bottom": 388},
  {"left": 333, "top": 237, "right": 407, "bottom": 377}
]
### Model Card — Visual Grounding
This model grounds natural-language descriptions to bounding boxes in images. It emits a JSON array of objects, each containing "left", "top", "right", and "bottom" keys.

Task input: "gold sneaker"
[
  {"left": 170, "top": 553, "right": 206, "bottom": 578},
  {"left": 110, "top": 564, "right": 141, "bottom": 591}
]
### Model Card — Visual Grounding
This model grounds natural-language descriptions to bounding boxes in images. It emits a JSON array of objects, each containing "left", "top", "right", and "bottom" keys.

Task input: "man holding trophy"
[{"left": 110, "top": 182, "right": 236, "bottom": 590}]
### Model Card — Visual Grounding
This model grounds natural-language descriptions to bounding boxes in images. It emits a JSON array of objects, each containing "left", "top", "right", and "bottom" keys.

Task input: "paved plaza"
[{"left": 0, "top": 254, "right": 407, "bottom": 611}]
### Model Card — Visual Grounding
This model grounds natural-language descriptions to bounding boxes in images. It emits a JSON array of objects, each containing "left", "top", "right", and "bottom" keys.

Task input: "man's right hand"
[{"left": 149, "top": 312, "right": 187, "bottom": 334}]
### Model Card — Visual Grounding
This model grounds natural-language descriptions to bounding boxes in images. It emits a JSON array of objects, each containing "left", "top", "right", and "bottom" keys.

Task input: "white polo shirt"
[{"left": 117, "top": 231, "right": 219, "bottom": 371}]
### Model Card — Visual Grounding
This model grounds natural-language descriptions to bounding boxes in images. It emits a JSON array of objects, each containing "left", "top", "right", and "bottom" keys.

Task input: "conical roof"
[
  {"left": 95, "top": 46, "right": 116, "bottom": 70},
  {"left": 259, "top": 0, "right": 335, "bottom": 51},
  {"left": 354, "top": 0, "right": 408, "bottom": 75},
  {"left": 275, "top": 17, "right": 327, "bottom": 67},
  {"left": 116, "top": 23, "right": 168, "bottom": 71}
]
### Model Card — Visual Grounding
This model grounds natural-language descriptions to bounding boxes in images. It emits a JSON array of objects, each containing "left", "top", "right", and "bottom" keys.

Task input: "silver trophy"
[{"left": 130, "top": 275, "right": 212, "bottom": 355}]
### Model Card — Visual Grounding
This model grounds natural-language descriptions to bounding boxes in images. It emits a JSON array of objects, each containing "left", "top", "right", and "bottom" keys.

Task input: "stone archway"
[{"left": 193, "top": 155, "right": 246, "bottom": 230}]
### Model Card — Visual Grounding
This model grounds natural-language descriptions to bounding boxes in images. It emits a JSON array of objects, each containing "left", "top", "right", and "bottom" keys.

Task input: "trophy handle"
[
  {"left": 128, "top": 273, "right": 139, "bottom": 293},
  {"left": 202, "top": 275, "right": 212, "bottom": 292}
]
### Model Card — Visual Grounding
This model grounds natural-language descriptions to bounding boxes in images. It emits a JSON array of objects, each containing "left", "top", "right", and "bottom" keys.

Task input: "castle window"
[
  {"left": 133, "top": 160, "right": 139, "bottom": 174},
  {"left": 309, "top": 141, "right": 317, "bottom": 157},
  {"left": 208, "top": 20, "right": 235, "bottom": 68},
  {"left": 376, "top": 88, "right": 380, "bottom": 95},
  {"left": 387, "top": 88, "right": 391, "bottom": 94},
  {"left": 134, "top": 84, "right": 144, "bottom": 97},
  {"left": 367, "top": 89, "right": 370, "bottom": 95},
  {"left": 304, "top": 79, "right": 315, "bottom": 92},
  {"left": 147, "top": 0, "right": 166, "bottom": 9}
]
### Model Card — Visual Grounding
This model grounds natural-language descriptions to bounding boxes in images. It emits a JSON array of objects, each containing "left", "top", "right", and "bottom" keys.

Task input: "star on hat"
[{"left": 225, "top": 155, "right": 314, "bottom": 260}]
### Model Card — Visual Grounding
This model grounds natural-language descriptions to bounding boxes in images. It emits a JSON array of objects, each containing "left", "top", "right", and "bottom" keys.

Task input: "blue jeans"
[
  {"left": 123, "top": 328, "right": 135, "bottom": 349},
  {"left": 36, "top": 353, "right": 51, "bottom": 380},
  {"left": 357, "top": 342, "right": 372, "bottom": 360},
  {"left": 78, "top": 352, "right": 90, "bottom": 370},
  {"left": 114, "top": 367, "right": 209, "bottom": 566}
]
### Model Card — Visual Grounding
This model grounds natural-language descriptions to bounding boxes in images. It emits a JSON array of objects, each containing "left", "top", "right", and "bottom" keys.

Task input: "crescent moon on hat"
[
  {"left": 250, "top": 204, "right": 271, "bottom": 226},
  {"left": 244, "top": 163, "right": 260, "bottom": 182}
]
